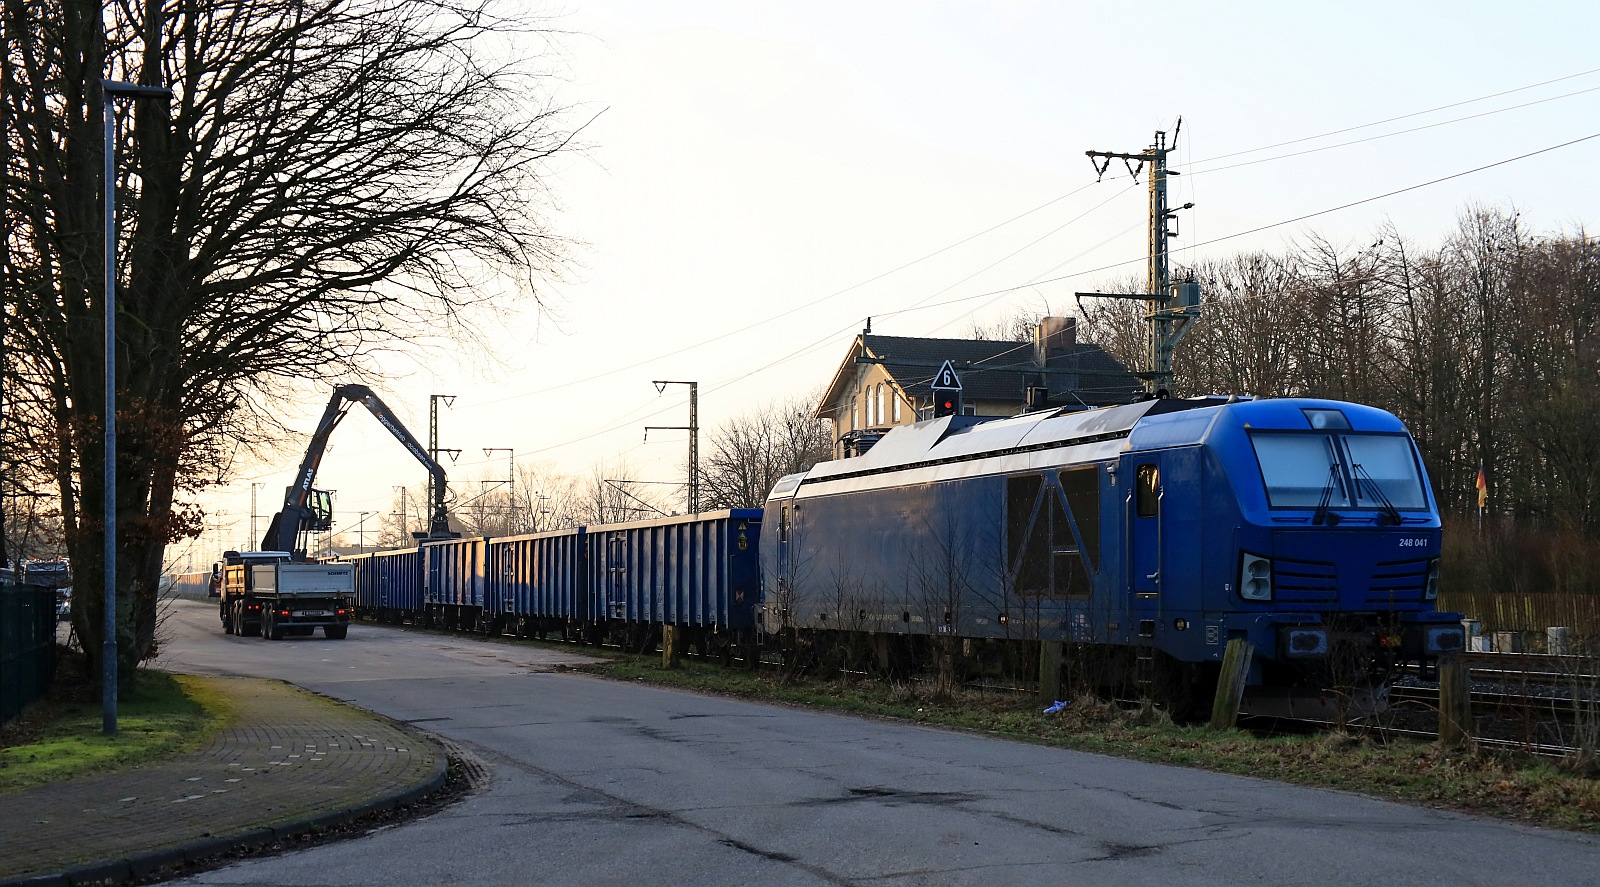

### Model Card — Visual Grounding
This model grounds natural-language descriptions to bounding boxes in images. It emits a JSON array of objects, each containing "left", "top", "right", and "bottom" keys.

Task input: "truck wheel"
[
  {"left": 223, "top": 605, "right": 234, "bottom": 635},
  {"left": 325, "top": 625, "right": 348, "bottom": 640},
  {"left": 268, "top": 614, "right": 285, "bottom": 641}
]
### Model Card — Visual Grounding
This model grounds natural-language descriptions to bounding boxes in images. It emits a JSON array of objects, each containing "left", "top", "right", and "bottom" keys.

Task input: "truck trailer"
[{"left": 218, "top": 550, "right": 354, "bottom": 640}]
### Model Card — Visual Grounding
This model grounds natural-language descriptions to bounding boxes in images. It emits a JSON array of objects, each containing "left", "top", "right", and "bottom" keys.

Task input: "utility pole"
[
  {"left": 358, "top": 511, "right": 370, "bottom": 554},
  {"left": 1075, "top": 120, "right": 1202, "bottom": 397},
  {"left": 427, "top": 394, "right": 460, "bottom": 525},
  {"left": 250, "top": 483, "right": 260, "bottom": 548},
  {"left": 393, "top": 485, "right": 408, "bottom": 540},
  {"left": 646, "top": 381, "right": 699, "bottom": 514},
  {"left": 483, "top": 448, "right": 514, "bottom": 532}
]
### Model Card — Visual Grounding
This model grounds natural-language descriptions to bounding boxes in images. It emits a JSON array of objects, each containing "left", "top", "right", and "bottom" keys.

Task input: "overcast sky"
[{"left": 182, "top": 0, "right": 1600, "bottom": 566}]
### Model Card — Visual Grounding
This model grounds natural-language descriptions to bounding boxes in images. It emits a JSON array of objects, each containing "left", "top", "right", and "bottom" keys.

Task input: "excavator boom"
[{"left": 261, "top": 384, "right": 457, "bottom": 558}]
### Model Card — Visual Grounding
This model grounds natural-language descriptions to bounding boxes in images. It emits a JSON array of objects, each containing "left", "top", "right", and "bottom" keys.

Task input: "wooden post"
[
  {"left": 662, "top": 625, "right": 680, "bottom": 669},
  {"left": 1437, "top": 657, "right": 1471, "bottom": 748},
  {"left": 1039, "top": 641, "right": 1063, "bottom": 705},
  {"left": 1208, "top": 638, "right": 1255, "bottom": 731}
]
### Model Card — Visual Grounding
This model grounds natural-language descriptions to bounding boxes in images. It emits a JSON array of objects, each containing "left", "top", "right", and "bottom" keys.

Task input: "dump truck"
[{"left": 218, "top": 550, "right": 354, "bottom": 640}]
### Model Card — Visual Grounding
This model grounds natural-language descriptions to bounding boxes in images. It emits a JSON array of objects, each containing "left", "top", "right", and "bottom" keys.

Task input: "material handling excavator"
[{"left": 259, "top": 384, "right": 459, "bottom": 560}]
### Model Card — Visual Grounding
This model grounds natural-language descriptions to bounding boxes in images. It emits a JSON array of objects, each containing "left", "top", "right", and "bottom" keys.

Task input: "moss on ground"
[{"left": 0, "top": 670, "right": 228, "bottom": 794}]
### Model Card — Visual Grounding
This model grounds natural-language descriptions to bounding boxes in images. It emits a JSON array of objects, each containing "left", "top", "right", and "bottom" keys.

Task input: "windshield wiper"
[
  {"left": 1351, "top": 463, "right": 1402, "bottom": 526},
  {"left": 1312, "top": 463, "right": 1342, "bottom": 526}
]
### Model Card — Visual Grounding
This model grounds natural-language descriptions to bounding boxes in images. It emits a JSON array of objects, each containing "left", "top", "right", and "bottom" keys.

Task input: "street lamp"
[{"left": 100, "top": 78, "right": 171, "bottom": 737}]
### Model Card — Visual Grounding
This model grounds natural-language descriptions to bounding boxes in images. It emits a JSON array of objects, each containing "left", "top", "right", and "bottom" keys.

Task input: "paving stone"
[{"left": 0, "top": 677, "right": 440, "bottom": 885}]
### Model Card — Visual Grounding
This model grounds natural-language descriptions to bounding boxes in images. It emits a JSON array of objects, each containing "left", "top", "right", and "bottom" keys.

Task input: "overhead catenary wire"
[
  {"left": 220, "top": 75, "right": 1600, "bottom": 543},
  {"left": 443, "top": 126, "right": 1600, "bottom": 468},
  {"left": 353, "top": 69, "right": 1600, "bottom": 433},
  {"left": 1184, "top": 84, "right": 1600, "bottom": 178},
  {"left": 1189, "top": 65, "right": 1600, "bottom": 165},
  {"left": 875, "top": 130, "right": 1600, "bottom": 321}
]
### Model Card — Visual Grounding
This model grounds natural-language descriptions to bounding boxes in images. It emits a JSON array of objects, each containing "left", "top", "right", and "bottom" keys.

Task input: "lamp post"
[{"left": 100, "top": 77, "right": 171, "bottom": 736}]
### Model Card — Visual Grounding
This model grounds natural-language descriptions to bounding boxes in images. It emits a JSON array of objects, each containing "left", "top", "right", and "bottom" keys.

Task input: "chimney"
[{"left": 1032, "top": 316, "right": 1076, "bottom": 366}]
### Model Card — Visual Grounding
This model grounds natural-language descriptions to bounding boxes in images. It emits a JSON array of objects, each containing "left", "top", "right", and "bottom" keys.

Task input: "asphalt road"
[{"left": 154, "top": 598, "right": 1595, "bottom": 887}]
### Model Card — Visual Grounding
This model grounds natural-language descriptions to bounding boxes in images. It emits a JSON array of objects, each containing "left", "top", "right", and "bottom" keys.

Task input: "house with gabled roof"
[{"left": 815, "top": 317, "right": 1141, "bottom": 458}]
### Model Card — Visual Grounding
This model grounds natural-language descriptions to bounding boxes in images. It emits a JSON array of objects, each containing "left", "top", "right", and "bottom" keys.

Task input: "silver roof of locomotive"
[{"left": 778, "top": 399, "right": 1193, "bottom": 500}]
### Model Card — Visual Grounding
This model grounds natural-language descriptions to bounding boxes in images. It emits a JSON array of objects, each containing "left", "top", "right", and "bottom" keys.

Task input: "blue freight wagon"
[
  {"left": 484, "top": 528, "right": 590, "bottom": 639},
  {"left": 586, "top": 509, "right": 762, "bottom": 657},
  {"left": 424, "top": 537, "right": 486, "bottom": 630}
]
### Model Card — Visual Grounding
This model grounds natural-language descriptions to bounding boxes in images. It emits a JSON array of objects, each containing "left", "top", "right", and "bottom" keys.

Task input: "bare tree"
[
  {"left": 700, "top": 394, "right": 832, "bottom": 509},
  {"left": 581, "top": 460, "right": 669, "bottom": 525},
  {"left": 3, "top": 0, "right": 573, "bottom": 686},
  {"left": 1174, "top": 253, "right": 1302, "bottom": 397}
]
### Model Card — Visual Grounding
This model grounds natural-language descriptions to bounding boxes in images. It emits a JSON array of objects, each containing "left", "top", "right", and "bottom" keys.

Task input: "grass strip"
[{"left": 0, "top": 671, "right": 229, "bottom": 794}]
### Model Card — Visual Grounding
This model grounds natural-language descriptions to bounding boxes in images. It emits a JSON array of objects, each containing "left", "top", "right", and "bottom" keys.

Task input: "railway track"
[{"left": 1378, "top": 653, "right": 1600, "bottom": 755}]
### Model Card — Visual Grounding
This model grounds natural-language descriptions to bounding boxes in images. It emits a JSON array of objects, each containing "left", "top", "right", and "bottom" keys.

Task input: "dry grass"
[{"left": 593, "top": 656, "right": 1600, "bottom": 833}]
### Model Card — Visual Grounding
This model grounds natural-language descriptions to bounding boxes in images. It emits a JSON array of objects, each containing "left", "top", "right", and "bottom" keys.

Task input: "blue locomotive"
[{"left": 758, "top": 396, "right": 1464, "bottom": 716}]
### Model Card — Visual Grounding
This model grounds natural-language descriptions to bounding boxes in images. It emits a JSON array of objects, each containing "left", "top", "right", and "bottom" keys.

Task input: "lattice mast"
[{"left": 1075, "top": 120, "right": 1201, "bottom": 397}]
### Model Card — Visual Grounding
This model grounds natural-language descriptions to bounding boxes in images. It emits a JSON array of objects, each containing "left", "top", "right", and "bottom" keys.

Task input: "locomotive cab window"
[
  {"left": 1250, "top": 431, "right": 1427, "bottom": 511},
  {"left": 1135, "top": 464, "right": 1160, "bottom": 517}
]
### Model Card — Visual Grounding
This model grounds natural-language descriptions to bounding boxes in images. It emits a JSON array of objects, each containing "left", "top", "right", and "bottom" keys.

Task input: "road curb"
[{"left": 0, "top": 714, "right": 450, "bottom": 887}]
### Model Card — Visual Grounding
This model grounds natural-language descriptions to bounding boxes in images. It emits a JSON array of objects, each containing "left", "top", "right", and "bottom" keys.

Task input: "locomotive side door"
[
  {"left": 1128, "top": 449, "right": 1204, "bottom": 632},
  {"left": 1130, "top": 460, "right": 1163, "bottom": 612},
  {"left": 775, "top": 501, "right": 791, "bottom": 589}
]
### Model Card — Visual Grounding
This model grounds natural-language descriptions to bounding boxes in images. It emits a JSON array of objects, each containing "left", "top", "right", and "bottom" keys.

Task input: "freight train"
[{"left": 336, "top": 395, "right": 1465, "bottom": 718}]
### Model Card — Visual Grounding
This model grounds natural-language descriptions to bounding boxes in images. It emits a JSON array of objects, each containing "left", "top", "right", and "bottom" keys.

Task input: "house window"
[
  {"left": 850, "top": 397, "right": 857, "bottom": 431},
  {"left": 962, "top": 403, "right": 976, "bottom": 416},
  {"left": 876, "top": 385, "right": 885, "bottom": 426},
  {"left": 866, "top": 386, "right": 875, "bottom": 427},
  {"left": 893, "top": 393, "right": 901, "bottom": 422}
]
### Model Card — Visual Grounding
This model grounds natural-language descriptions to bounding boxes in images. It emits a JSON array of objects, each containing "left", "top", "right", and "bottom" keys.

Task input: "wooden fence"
[{"left": 1436, "top": 590, "right": 1600, "bottom": 643}]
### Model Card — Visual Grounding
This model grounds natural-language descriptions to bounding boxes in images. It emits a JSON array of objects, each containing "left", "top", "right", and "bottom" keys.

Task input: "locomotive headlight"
[
  {"left": 1239, "top": 553, "right": 1273, "bottom": 601},
  {"left": 1424, "top": 558, "right": 1440, "bottom": 600}
]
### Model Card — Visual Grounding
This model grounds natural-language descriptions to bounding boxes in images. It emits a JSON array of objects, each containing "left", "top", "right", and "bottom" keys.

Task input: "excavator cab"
[{"left": 306, "top": 489, "right": 334, "bottom": 532}]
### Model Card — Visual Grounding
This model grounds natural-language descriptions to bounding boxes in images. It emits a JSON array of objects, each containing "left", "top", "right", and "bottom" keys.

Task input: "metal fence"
[{"left": 1, "top": 575, "right": 57, "bottom": 725}]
